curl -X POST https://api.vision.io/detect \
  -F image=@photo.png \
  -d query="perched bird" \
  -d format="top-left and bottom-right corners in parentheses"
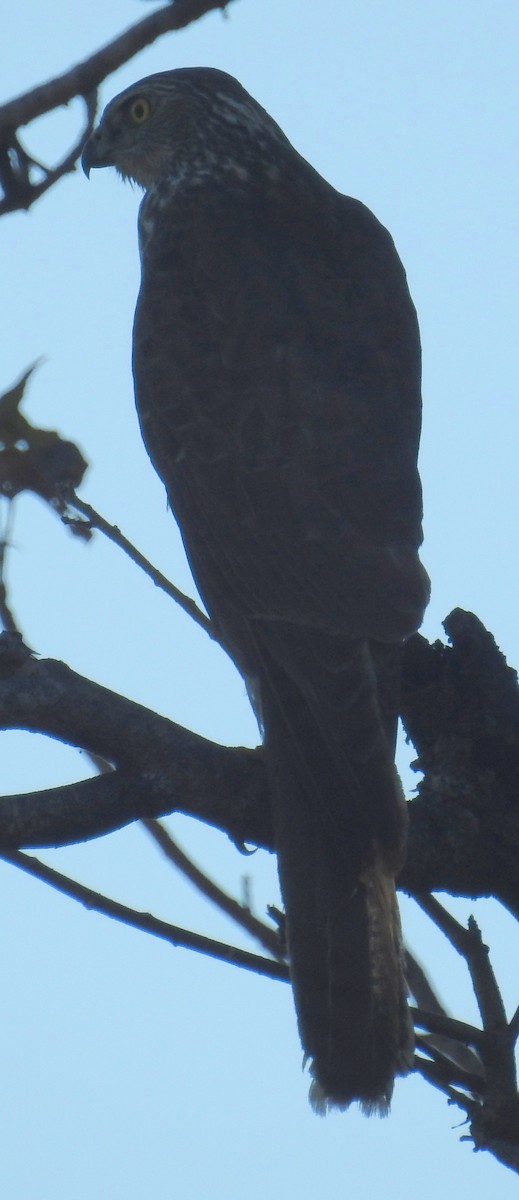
top-left (82, 68), bottom-right (429, 1114)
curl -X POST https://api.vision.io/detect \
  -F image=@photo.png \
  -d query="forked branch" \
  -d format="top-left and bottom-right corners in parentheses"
top-left (0, 0), bottom-right (234, 215)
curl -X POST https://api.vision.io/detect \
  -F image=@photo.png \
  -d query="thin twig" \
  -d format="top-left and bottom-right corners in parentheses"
top-left (0, 501), bottom-right (19, 633)
top-left (412, 1006), bottom-right (486, 1050)
top-left (1, 848), bottom-right (288, 983)
top-left (66, 492), bottom-right (218, 643)
top-left (406, 948), bottom-right (445, 1014)
top-left (415, 895), bottom-right (509, 1030)
top-left (415, 893), bottom-right (517, 1106)
top-left (466, 915), bottom-right (509, 1030)
top-left (406, 949), bottom-right (484, 1075)
top-left (142, 818), bottom-right (283, 958)
top-left (414, 1035), bottom-right (484, 1098)
top-left (0, 92), bottom-right (98, 216)
top-left (414, 1055), bottom-right (475, 1113)
top-left (414, 893), bottom-right (474, 955)
top-left (508, 1003), bottom-right (519, 1043)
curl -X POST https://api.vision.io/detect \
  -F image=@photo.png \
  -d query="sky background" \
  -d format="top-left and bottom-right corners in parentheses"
top-left (2, 1), bottom-right (519, 1196)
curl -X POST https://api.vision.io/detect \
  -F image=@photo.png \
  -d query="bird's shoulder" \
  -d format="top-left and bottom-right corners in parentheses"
top-left (138, 155), bottom-right (404, 282)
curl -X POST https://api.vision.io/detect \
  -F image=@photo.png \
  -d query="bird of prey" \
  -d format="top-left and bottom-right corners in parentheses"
top-left (82, 68), bottom-right (429, 1114)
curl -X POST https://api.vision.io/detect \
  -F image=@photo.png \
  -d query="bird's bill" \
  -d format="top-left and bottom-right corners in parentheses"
top-left (81, 130), bottom-right (114, 177)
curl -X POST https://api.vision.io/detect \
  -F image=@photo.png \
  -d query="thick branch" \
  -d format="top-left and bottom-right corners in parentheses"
top-left (1, 615), bottom-right (519, 916)
top-left (401, 610), bottom-right (519, 914)
top-left (0, 633), bottom-right (271, 850)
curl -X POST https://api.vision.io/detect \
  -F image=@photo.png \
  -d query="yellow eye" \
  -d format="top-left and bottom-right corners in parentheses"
top-left (129, 97), bottom-right (151, 124)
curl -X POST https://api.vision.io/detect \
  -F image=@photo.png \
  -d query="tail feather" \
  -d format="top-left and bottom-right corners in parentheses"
top-left (256, 628), bottom-right (413, 1112)
top-left (307, 868), bottom-right (413, 1115)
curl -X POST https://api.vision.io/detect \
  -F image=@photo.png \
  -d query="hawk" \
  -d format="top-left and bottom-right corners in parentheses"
top-left (82, 68), bottom-right (429, 1113)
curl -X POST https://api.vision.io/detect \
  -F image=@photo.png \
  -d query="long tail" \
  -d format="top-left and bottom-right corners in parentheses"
top-left (257, 631), bottom-right (413, 1113)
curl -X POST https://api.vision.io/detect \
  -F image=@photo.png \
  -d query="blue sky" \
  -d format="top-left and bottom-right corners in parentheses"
top-left (2, 2), bottom-right (519, 1196)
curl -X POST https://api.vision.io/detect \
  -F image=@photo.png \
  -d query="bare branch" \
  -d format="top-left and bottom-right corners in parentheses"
top-left (0, 502), bottom-right (19, 633)
top-left (412, 1005), bottom-right (486, 1052)
top-left (0, 1), bottom-right (234, 138)
top-left (414, 1036), bottom-right (485, 1099)
top-left (413, 1054), bottom-right (476, 1112)
top-left (0, 769), bottom-right (178, 849)
top-left (1, 847), bottom-right (287, 983)
top-left (407, 950), bottom-right (485, 1077)
top-left (66, 492), bottom-right (217, 643)
top-left (142, 818), bottom-right (283, 957)
top-left (415, 896), bottom-right (510, 1032)
top-left (0, 632), bottom-right (271, 851)
top-left (0, 1), bottom-right (235, 214)
top-left (414, 892), bottom-right (519, 1168)
top-left (0, 92), bottom-right (98, 217)
top-left (508, 1004), bottom-right (519, 1043)
top-left (2, 616), bottom-right (519, 911)
top-left (401, 612), bottom-right (519, 916)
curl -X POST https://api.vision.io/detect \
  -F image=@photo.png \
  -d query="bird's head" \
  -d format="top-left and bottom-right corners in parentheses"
top-left (81, 67), bottom-right (290, 191)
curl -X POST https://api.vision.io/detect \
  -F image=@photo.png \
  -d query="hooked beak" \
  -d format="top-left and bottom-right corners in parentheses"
top-left (81, 127), bottom-right (115, 178)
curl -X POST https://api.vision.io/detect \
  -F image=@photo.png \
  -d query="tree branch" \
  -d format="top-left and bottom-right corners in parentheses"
top-left (66, 492), bottom-right (217, 643)
top-left (1, 847), bottom-right (287, 982)
top-left (412, 1004), bottom-right (486, 1053)
top-left (414, 893), bottom-right (519, 1171)
top-left (0, 502), bottom-right (19, 633)
top-left (0, 0), bottom-right (235, 214)
top-left (2, 612), bottom-right (519, 919)
top-left (142, 819), bottom-right (283, 957)
top-left (0, 93), bottom-right (98, 217)
top-left (406, 949), bottom-right (484, 1077)
top-left (0, 1), bottom-right (233, 138)
top-left (401, 610), bottom-right (519, 915)
top-left (0, 632), bottom-right (271, 851)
